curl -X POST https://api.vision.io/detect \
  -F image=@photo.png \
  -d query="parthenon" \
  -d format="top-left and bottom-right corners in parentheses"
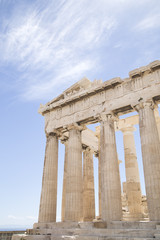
top-left (13, 60), bottom-right (160, 240)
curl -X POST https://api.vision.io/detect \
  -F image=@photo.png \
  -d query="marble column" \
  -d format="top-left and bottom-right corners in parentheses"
top-left (38, 132), bottom-right (58, 223)
top-left (83, 147), bottom-right (95, 221)
top-left (135, 101), bottom-right (160, 220)
top-left (100, 114), bottom-right (122, 222)
top-left (157, 116), bottom-right (160, 139)
top-left (95, 127), bottom-right (101, 219)
top-left (65, 124), bottom-right (83, 221)
top-left (121, 125), bottom-right (143, 219)
top-left (61, 139), bottom-right (68, 222)
top-left (155, 108), bottom-right (160, 140)
top-left (98, 153), bottom-right (102, 219)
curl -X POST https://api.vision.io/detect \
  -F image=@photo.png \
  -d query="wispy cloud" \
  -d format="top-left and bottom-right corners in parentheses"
top-left (26, 216), bottom-right (37, 220)
top-left (1, 0), bottom-right (159, 101)
top-left (0, 0), bottom-right (116, 101)
top-left (8, 215), bottom-right (24, 220)
top-left (8, 215), bottom-right (19, 220)
top-left (8, 215), bottom-right (37, 223)
top-left (135, 14), bottom-right (160, 31)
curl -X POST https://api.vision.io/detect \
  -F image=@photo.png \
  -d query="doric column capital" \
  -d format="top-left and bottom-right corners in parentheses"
top-left (82, 144), bottom-right (87, 152)
top-left (94, 151), bottom-right (99, 158)
top-left (82, 145), bottom-right (94, 153)
top-left (46, 129), bottom-right (62, 138)
top-left (65, 123), bottom-right (86, 132)
top-left (98, 112), bottom-right (118, 123)
top-left (121, 125), bottom-right (136, 135)
top-left (134, 99), bottom-right (156, 112)
top-left (86, 146), bottom-right (94, 154)
top-left (59, 135), bottom-right (69, 145)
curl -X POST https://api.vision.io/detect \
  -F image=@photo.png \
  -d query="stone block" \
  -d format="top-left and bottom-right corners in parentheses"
top-left (154, 233), bottom-right (160, 239)
top-left (93, 221), bottom-right (107, 228)
top-left (12, 235), bottom-right (26, 240)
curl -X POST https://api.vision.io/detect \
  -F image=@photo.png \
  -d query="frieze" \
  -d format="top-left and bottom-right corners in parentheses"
top-left (40, 61), bottom-right (160, 133)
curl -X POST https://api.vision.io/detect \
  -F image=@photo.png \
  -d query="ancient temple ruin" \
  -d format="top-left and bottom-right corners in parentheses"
top-left (13, 60), bottom-right (160, 240)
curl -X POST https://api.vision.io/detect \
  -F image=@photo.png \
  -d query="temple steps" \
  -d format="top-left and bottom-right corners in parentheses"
top-left (12, 234), bottom-right (160, 240)
top-left (33, 221), bottom-right (160, 230)
top-left (12, 222), bottom-right (160, 240)
top-left (31, 228), bottom-right (160, 238)
top-left (51, 238), bottom-right (157, 240)
top-left (12, 236), bottom-right (159, 240)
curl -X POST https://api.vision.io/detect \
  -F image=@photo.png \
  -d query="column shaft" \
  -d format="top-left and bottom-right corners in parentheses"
top-left (122, 126), bottom-right (142, 218)
top-left (157, 118), bottom-right (160, 139)
top-left (155, 108), bottom-right (160, 140)
top-left (100, 114), bottom-right (122, 222)
top-left (137, 101), bottom-right (160, 220)
top-left (98, 130), bottom-right (102, 219)
top-left (123, 127), bottom-right (140, 183)
top-left (83, 148), bottom-right (95, 221)
top-left (38, 133), bottom-right (58, 222)
top-left (98, 154), bottom-right (102, 219)
top-left (61, 141), bottom-right (68, 222)
top-left (95, 127), bottom-right (101, 219)
top-left (65, 127), bottom-right (83, 221)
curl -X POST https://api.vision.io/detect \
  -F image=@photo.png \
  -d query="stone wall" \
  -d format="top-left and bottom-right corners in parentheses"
top-left (0, 231), bottom-right (25, 240)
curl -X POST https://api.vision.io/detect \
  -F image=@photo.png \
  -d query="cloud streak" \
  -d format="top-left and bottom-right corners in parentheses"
top-left (135, 14), bottom-right (160, 31)
top-left (1, 0), bottom-right (160, 101)
top-left (0, 0), bottom-right (116, 101)
top-left (8, 215), bottom-right (22, 220)
top-left (8, 215), bottom-right (37, 222)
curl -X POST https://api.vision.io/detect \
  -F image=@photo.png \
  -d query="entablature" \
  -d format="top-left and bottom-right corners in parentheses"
top-left (39, 60), bottom-right (160, 134)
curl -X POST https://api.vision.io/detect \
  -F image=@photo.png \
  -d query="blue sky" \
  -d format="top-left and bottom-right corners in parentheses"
top-left (0, 0), bottom-right (160, 229)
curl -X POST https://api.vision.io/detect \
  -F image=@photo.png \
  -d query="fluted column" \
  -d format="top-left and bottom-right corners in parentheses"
top-left (157, 117), bottom-right (160, 139)
top-left (155, 108), bottom-right (160, 140)
top-left (100, 113), bottom-right (122, 222)
top-left (157, 118), bottom-right (160, 139)
top-left (38, 132), bottom-right (58, 223)
top-left (135, 101), bottom-right (160, 220)
top-left (65, 124), bottom-right (83, 221)
top-left (95, 127), bottom-right (101, 219)
top-left (61, 139), bottom-right (68, 222)
top-left (98, 153), bottom-right (102, 219)
top-left (83, 147), bottom-right (95, 221)
top-left (121, 125), bottom-right (143, 219)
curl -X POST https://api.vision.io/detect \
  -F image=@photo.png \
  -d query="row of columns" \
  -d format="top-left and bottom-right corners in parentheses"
top-left (62, 142), bottom-right (95, 222)
top-left (38, 100), bottom-right (160, 223)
